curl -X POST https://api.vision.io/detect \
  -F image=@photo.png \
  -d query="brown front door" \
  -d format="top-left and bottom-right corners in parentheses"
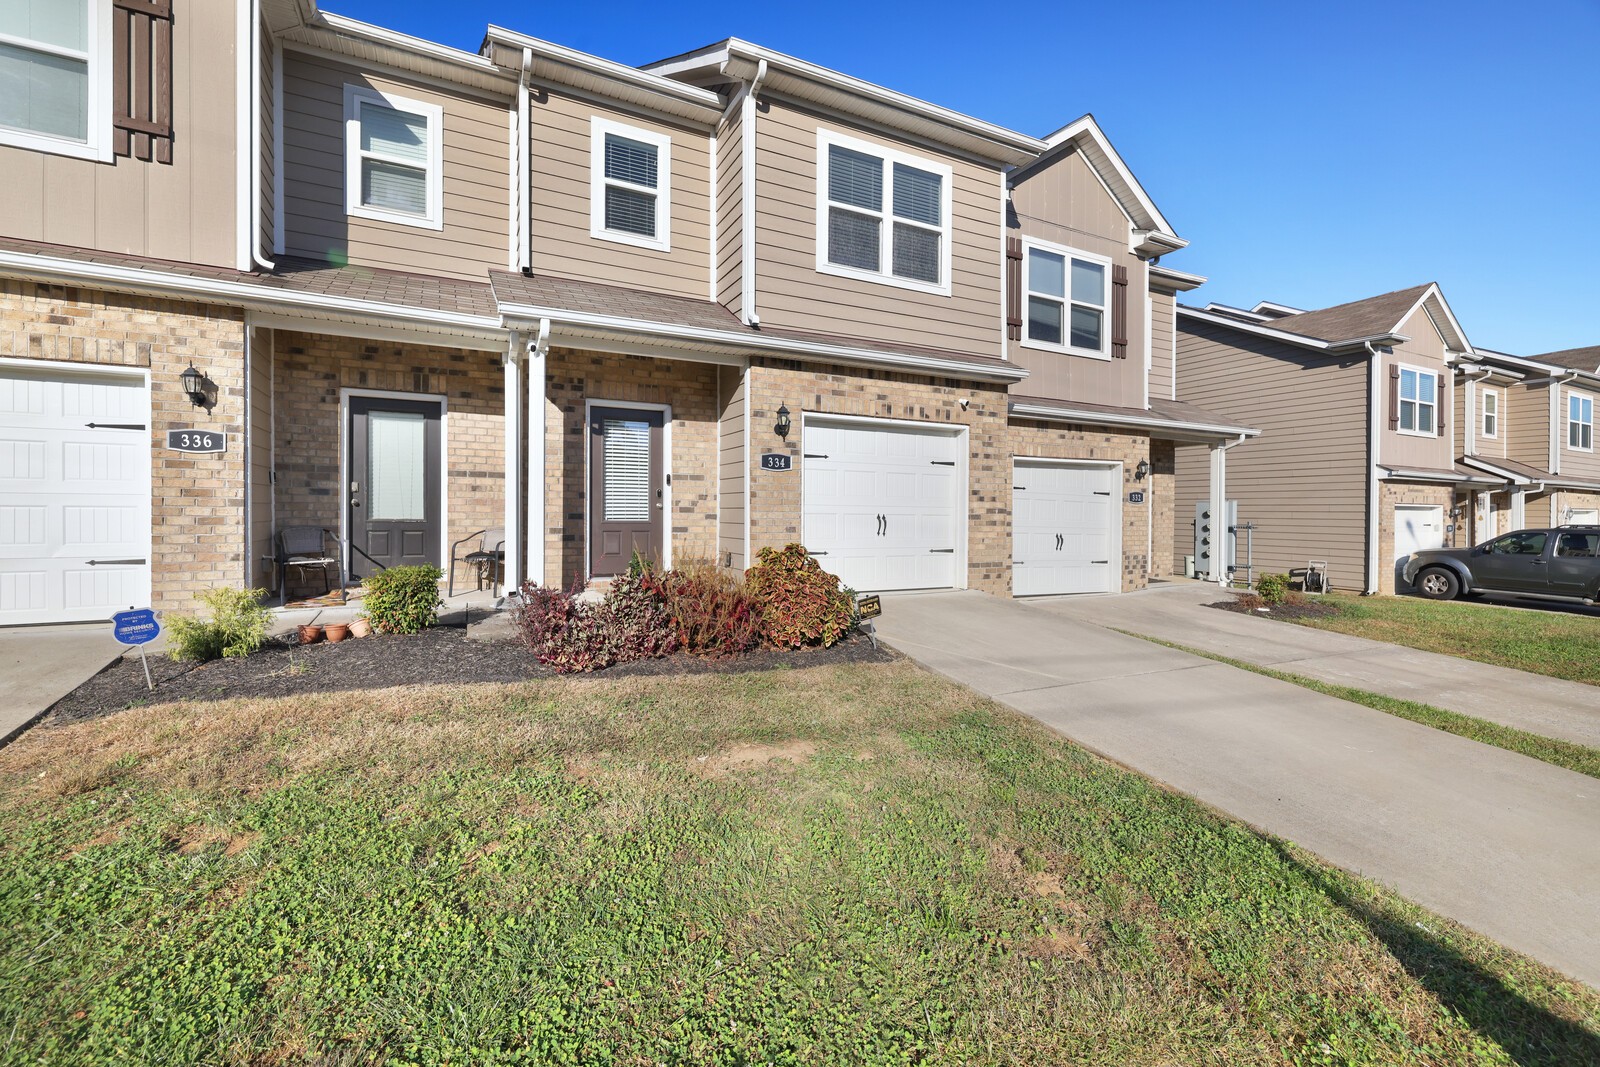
top-left (589, 405), bottom-right (665, 576)
top-left (349, 395), bottom-right (442, 579)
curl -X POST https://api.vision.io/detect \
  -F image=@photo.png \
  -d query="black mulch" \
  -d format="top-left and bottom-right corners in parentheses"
top-left (40, 625), bottom-right (897, 732)
top-left (1207, 596), bottom-right (1341, 621)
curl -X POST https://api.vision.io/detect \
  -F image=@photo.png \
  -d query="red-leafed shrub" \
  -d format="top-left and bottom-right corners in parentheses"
top-left (646, 560), bottom-right (761, 658)
top-left (745, 543), bottom-right (857, 649)
top-left (601, 565), bottom-right (678, 660)
top-left (511, 581), bottom-right (616, 674)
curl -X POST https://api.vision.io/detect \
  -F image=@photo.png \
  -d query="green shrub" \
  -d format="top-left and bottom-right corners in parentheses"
top-left (362, 564), bottom-right (443, 634)
top-left (745, 543), bottom-right (857, 649)
top-left (166, 587), bottom-right (271, 662)
top-left (1256, 573), bottom-right (1292, 606)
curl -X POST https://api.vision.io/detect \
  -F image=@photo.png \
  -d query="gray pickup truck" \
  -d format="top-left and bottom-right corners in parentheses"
top-left (1403, 526), bottom-right (1600, 604)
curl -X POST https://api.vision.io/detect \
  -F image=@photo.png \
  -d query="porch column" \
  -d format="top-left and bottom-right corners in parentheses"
top-left (1208, 441), bottom-right (1228, 586)
top-left (525, 319), bottom-right (551, 587)
top-left (502, 333), bottom-right (522, 593)
top-left (1511, 488), bottom-right (1527, 530)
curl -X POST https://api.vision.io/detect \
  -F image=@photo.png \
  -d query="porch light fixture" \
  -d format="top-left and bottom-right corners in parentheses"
top-left (774, 404), bottom-right (791, 439)
top-left (180, 363), bottom-right (211, 409)
top-left (1134, 459), bottom-right (1150, 481)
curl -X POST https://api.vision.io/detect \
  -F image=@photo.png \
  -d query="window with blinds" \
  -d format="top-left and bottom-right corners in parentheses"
top-left (1021, 241), bottom-right (1110, 358)
top-left (367, 410), bottom-right (427, 522)
top-left (602, 419), bottom-right (652, 523)
top-left (0, 0), bottom-right (111, 162)
top-left (591, 117), bottom-right (671, 251)
top-left (344, 85), bottom-right (443, 230)
top-left (818, 130), bottom-right (951, 293)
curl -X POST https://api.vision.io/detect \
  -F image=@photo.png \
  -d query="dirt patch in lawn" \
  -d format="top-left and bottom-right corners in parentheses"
top-left (694, 740), bottom-right (818, 778)
top-left (38, 625), bottom-right (894, 733)
top-left (1207, 596), bottom-right (1341, 622)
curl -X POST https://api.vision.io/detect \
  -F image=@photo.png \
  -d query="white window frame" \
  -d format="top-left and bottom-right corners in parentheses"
top-left (1019, 238), bottom-right (1112, 361)
top-left (814, 128), bottom-right (953, 297)
top-left (589, 117), bottom-right (671, 252)
top-left (343, 84), bottom-right (444, 231)
top-left (1569, 390), bottom-right (1594, 453)
top-left (1396, 364), bottom-right (1439, 438)
top-left (1481, 386), bottom-right (1500, 439)
top-left (0, 0), bottom-right (112, 162)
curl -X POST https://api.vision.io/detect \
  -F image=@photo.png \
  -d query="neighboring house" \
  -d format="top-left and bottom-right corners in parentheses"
top-left (1172, 284), bottom-right (1502, 595)
top-left (0, 0), bottom-right (1250, 626)
top-left (1455, 346), bottom-right (1600, 539)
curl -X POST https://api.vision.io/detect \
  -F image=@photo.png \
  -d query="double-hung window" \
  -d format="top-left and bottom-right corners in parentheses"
top-left (344, 85), bottom-right (443, 230)
top-left (1570, 392), bottom-right (1594, 451)
top-left (1481, 388), bottom-right (1499, 438)
top-left (1022, 241), bottom-right (1110, 358)
top-left (591, 118), bottom-right (671, 251)
top-left (0, 0), bottom-right (110, 160)
top-left (817, 130), bottom-right (951, 294)
top-left (1397, 366), bottom-right (1438, 435)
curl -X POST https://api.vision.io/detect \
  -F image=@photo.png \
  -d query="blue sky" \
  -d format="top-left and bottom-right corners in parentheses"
top-left (329, 0), bottom-right (1599, 355)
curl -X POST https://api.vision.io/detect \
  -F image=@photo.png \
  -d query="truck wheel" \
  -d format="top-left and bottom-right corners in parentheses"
top-left (1416, 567), bottom-right (1460, 601)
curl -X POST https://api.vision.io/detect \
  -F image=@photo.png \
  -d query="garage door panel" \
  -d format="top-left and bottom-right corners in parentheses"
top-left (1013, 461), bottom-right (1119, 595)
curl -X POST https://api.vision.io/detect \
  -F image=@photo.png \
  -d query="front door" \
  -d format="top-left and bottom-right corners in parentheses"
top-left (348, 396), bottom-right (442, 579)
top-left (589, 406), bottom-right (665, 577)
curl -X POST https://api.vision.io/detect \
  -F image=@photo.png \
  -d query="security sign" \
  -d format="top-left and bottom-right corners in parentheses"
top-left (111, 608), bottom-right (161, 646)
top-left (167, 429), bottom-right (227, 453)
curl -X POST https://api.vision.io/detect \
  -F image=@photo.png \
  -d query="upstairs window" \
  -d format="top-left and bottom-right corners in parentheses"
top-left (344, 85), bottom-right (443, 230)
top-left (1481, 388), bottom-right (1499, 438)
top-left (0, 0), bottom-right (110, 161)
top-left (1396, 366), bottom-right (1438, 435)
top-left (1570, 392), bottom-right (1594, 451)
top-left (1022, 241), bottom-right (1110, 358)
top-left (591, 118), bottom-right (670, 251)
top-left (817, 130), bottom-right (951, 294)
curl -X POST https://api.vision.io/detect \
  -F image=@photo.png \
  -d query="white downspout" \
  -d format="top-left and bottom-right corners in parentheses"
top-left (739, 59), bottom-right (768, 326)
top-left (516, 48), bottom-right (532, 273)
top-left (524, 318), bottom-right (551, 587)
top-left (248, 0), bottom-right (273, 270)
top-left (1551, 371), bottom-right (1578, 476)
top-left (1364, 342), bottom-right (1383, 595)
top-left (1460, 365), bottom-right (1491, 458)
top-left (502, 332), bottom-right (522, 594)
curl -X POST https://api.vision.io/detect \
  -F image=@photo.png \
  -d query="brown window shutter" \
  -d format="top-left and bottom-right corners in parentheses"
top-left (1437, 376), bottom-right (1446, 436)
top-left (1388, 365), bottom-right (1400, 429)
top-left (1005, 237), bottom-right (1023, 342)
top-left (1111, 264), bottom-right (1129, 359)
top-left (112, 0), bottom-right (174, 164)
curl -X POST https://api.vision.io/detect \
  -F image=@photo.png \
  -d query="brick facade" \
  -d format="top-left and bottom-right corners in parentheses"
top-left (1149, 439), bottom-right (1176, 578)
top-left (269, 331), bottom-right (504, 592)
top-left (0, 280), bottom-right (247, 611)
top-left (540, 348), bottom-right (719, 588)
top-left (1379, 480), bottom-right (1455, 595)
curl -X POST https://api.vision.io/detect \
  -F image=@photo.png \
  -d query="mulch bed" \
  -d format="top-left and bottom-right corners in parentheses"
top-left (1207, 595), bottom-right (1341, 622)
top-left (39, 626), bottom-right (897, 732)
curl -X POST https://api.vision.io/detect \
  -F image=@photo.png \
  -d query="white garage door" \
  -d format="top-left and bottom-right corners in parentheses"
top-left (1394, 504), bottom-right (1445, 579)
top-left (0, 365), bottom-right (150, 625)
top-left (1570, 509), bottom-right (1599, 527)
top-left (1013, 461), bottom-right (1120, 596)
top-left (801, 419), bottom-right (961, 592)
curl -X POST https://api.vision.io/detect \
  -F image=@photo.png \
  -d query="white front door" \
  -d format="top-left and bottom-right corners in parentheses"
top-left (1013, 461), bottom-right (1121, 596)
top-left (1393, 503), bottom-right (1445, 589)
top-left (801, 419), bottom-right (961, 592)
top-left (0, 364), bottom-right (151, 625)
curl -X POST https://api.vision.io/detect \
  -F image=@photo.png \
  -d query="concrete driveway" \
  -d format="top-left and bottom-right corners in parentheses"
top-left (875, 590), bottom-right (1600, 987)
top-left (0, 624), bottom-right (123, 745)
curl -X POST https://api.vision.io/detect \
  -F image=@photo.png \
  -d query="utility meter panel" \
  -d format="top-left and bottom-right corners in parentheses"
top-left (1194, 500), bottom-right (1238, 580)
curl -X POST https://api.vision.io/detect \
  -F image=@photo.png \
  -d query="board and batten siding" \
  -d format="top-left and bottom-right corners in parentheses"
top-left (1148, 290), bottom-right (1176, 402)
top-left (1173, 318), bottom-right (1370, 591)
top-left (0, 0), bottom-right (237, 268)
top-left (1378, 305), bottom-right (1456, 471)
top-left (528, 89), bottom-right (712, 300)
top-left (716, 108), bottom-right (744, 314)
top-left (279, 51), bottom-right (512, 281)
top-left (751, 97), bottom-right (1002, 358)
top-left (718, 364), bottom-right (747, 569)
top-left (1006, 149), bottom-right (1147, 408)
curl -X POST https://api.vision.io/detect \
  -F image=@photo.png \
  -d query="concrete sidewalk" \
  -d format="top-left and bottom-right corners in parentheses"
top-left (0, 624), bottom-right (123, 746)
top-left (1040, 581), bottom-right (1600, 748)
top-left (875, 590), bottom-right (1600, 986)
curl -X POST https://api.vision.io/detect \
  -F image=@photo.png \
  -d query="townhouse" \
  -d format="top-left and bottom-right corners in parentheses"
top-left (0, 0), bottom-right (1251, 626)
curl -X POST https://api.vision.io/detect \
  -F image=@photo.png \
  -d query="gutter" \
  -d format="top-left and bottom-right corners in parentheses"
top-left (485, 25), bottom-right (720, 113)
top-left (250, 0), bottom-right (274, 271)
top-left (1008, 402), bottom-right (1258, 440)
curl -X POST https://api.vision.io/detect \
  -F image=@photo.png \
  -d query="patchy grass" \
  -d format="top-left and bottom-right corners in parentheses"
top-left (1281, 593), bottom-right (1600, 686)
top-left (1123, 632), bottom-right (1600, 781)
top-left (1, 662), bottom-right (1597, 1065)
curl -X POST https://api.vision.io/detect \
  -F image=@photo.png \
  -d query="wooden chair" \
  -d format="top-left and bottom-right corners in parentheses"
top-left (449, 527), bottom-right (505, 597)
top-left (277, 526), bottom-right (339, 604)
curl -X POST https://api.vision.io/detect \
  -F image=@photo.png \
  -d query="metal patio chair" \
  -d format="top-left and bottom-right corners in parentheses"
top-left (449, 526), bottom-right (506, 598)
top-left (276, 526), bottom-right (340, 605)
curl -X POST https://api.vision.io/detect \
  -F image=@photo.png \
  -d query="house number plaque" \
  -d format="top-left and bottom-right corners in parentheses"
top-left (760, 453), bottom-right (793, 472)
top-left (166, 429), bottom-right (228, 454)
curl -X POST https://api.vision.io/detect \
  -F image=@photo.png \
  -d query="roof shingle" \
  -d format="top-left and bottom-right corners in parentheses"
top-left (1530, 345), bottom-right (1600, 373)
top-left (1266, 284), bottom-right (1431, 343)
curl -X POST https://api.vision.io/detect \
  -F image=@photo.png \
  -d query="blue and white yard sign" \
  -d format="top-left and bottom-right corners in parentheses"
top-left (111, 608), bottom-right (161, 646)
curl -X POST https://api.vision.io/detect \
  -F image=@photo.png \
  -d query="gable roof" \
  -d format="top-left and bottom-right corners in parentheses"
top-left (1530, 345), bottom-right (1600, 374)
top-left (1265, 283), bottom-right (1471, 351)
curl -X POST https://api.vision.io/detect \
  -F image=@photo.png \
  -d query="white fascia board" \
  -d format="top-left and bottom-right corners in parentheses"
top-left (1380, 465), bottom-right (1498, 486)
top-left (1032, 115), bottom-right (1177, 240)
top-left (485, 26), bottom-right (721, 114)
top-left (1177, 306), bottom-right (1409, 353)
top-left (1396, 284), bottom-right (1472, 353)
top-left (0, 250), bottom-right (504, 334)
top-left (316, 12), bottom-right (512, 81)
top-left (1252, 301), bottom-right (1307, 315)
top-left (1149, 264), bottom-right (1206, 292)
top-left (1009, 402), bottom-right (1259, 440)
top-left (497, 301), bottom-right (1029, 383)
top-left (1459, 456), bottom-right (1538, 484)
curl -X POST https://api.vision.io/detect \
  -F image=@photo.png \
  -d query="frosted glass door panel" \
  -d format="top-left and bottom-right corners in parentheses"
top-left (368, 410), bottom-right (426, 521)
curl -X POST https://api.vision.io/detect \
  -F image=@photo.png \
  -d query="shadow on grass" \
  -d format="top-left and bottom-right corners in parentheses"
top-left (1273, 841), bottom-right (1600, 1065)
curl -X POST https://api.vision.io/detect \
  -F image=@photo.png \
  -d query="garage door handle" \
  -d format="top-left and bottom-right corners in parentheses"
top-left (929, 548), bottom-right (954, 553)
top-left (807, 551), bottom-right (828, 556)
top-left (930, 460), bottom-right (955, 466)
top-left (1092, 560), bottom-right (1109, 565)
top-left (804, 453), bottom-right (828, 459)
top-left (86, 422), bottom-right (146, 430)
top-left (1093, 491), bottom-right (1111, 496)
top-left (1056, 534), bottom-right (1063, 550)
top-left (87, 558), bottom-right (146, 566)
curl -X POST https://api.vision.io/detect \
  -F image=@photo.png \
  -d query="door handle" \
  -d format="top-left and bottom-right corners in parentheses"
top-left (1530, 559), bottom-right (1546, 565)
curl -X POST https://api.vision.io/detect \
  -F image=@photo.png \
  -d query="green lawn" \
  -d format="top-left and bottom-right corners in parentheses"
top-left (2, 662), bottom-right (1597, 1065)
top-left (1286, 593), bottom-right (1600, 686)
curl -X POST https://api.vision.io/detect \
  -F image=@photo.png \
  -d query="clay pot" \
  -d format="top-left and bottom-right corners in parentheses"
top-left (349, 617), bottom-right (372, 638)
top-left (324, 623), bottom-right (350, 643)
top-left (298, 624), bottom-right (324, 645)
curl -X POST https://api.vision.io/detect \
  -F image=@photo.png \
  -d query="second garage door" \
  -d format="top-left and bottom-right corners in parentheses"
top-left (801, 419), bottom-right (961, 593)
top-left (1012, 461), bottom-right (1120, 596)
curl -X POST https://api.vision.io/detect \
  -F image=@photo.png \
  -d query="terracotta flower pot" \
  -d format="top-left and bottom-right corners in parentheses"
top-left (349, 617), bottom-right (372, 638)
top-left (298, 624), bottom-right (324, 645)
top-left (324, 623), bottom-right (350, 643)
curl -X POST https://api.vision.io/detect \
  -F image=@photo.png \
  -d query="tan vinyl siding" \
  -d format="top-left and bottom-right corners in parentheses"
top-left (1149, 290), bottom-right (1176, 402)
top-left (280, 51), bottom-right (512, 281)
top-left (716, 108), bottom-right (744, 314)
top-left (1173, 319), bottom-right (1369, 591)
top-left (1506, 380), bottom-right (1553, 469)
top-left (528, 89), bottom-right (712, 299)
top-left (1473, 383), bottom-right (1509, 461)
top-left (751, 97), bottom-right (1002, 358)
top-left (1379, 306), bottom-right (1455, 470)
top-left (1525, 491), bottom-right (1554, 528)
top-left (1561, 385), bottom-right (1600, 481)
top-left (0, 0), bottom-right (237, 267)
top-left (1007, 149), bottom-right (1147, 407)
top-left (718, 364), bottom-right (747, 569)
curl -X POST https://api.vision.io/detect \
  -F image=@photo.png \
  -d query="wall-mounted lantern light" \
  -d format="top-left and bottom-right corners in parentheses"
top-left (180, 363), bottom-right (212, 409)
top-left (774, 404), bottom-right (791, 439)
top-left (1134, 458), bottom-right (1150, 481)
